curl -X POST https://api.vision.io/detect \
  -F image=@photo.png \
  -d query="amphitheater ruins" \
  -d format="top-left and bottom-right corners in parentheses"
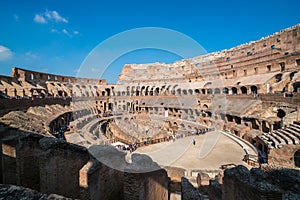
top-left (0, 24), bottom-right (300, 199)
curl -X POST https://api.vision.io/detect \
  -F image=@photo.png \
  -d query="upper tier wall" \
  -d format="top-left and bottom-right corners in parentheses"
top-left (12, 67), bottom-right (107, 85)
top-left (118, 24), bottom-right (300, 84)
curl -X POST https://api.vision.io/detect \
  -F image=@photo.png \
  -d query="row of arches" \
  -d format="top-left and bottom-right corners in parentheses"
top-left (113, 85), bottom-right (259, 97)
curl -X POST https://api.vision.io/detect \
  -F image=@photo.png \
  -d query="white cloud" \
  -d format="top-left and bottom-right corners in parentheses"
top-left (0, 45), bottom-right (13, 61)
top-left (45, 10), bottom-right (68, 23)
top-left (62, 29), bottom-right (69, 35)
top-left (34, 10), bottom-right (68, 24)
top-left (34, 14), bottom-right (47, 24)
top-left (56, 29), bottom-right (78, 37)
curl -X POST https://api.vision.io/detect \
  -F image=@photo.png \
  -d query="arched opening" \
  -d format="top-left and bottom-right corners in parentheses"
top-left (201, 89), bottom-right (206, 94)
top-left (275, 74), bottom-right (282, 82)
top-left (122, 91), bottom-right (125, 96)
top-left (207, 88), bottom-right (212, 94)
top-left (141, 86), bottom-right (145, 96)
top-left (102, 91), bottom-right (106, 96)
top-left (277, 109), bottom-right (286, 119)
top-left (223, 87), bottom-right (229, 94)
top-left (58, 90), bottom-right (63, 97)
top-left (214, 88), bottom-right (220, 94)
top-left (182, 89), bottom-right (187, 95)
top-left (188, 89), bottom-right (193, 95)
top-left (290, 71), bottom-right (297, 81)
top-left (194, 89), bottom-right (200, 94)
top-left (145, 86), bottom-right (150, 96)
top-left (294, 149), bottom-right (300, 167)
top-left (136, 86), bottom-right (140, 96)
top-left (250, 85), bottom-right (258, 94)
top-left (117, 91), bottom-right (121, 96)
top-left (177, 89), bottom-right (181, 95)
top-left (203, 104), bottom-right (208, 109)
top-left (293, 82), bottom-right (300, 92)
top-left (241, 86), bottom-right (247, 94)
top-left (155, 87), bottom-right (159, 96)
top-left (232, 87), bottom-right (238, 95)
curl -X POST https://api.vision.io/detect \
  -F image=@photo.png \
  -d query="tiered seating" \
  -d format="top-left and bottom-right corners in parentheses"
top-left (276, 129), bottom-right (299, 145)
top-left (259, 122), bottom-right (300, 149)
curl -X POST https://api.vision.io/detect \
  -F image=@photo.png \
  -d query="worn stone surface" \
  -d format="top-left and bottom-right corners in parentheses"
top-left (0, 184), bottom-right (69, 199)
top-left (222, 165), bottom-right (300, 200)
top-left (181, 177), bottom-right (201, 200)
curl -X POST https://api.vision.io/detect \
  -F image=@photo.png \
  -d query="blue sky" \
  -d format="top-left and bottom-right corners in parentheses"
top-left (0, 0), bottom-right (299, 83)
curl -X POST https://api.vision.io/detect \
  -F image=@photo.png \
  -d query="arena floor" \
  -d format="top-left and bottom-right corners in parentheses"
top-left (134, 131), bottom-right (249, 170)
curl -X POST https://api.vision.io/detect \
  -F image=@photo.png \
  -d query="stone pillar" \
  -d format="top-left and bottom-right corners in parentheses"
top-left (269, 123), bottom-right (273, 133)
top-left (259, 120), bottom-right (263, 132)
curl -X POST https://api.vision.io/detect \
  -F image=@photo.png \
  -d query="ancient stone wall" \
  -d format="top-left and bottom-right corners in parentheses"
top-left (222, 165), bottom-right (300, 200)
top-left (0, 98), bottom-right (71, 117)
top-left (268, 144), bottom-right (300, 168)
top-left (0, 128), bottom-right (170, 199)
top-left (124, 169), bottom-right (168, 200)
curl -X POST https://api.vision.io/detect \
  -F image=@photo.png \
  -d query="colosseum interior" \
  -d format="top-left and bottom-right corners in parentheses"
top-left (0, 25), bottom-right (300, 199)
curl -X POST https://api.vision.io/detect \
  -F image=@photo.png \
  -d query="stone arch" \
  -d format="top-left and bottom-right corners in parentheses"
top-left (232, 87), bottom-right (238, 95)
top-left (223, 87), bottom-right (229, 94)
top-left (141, 86), bottom-right (145, 96)
top-left (277, 109), bottom-right (286, 119)
top-left (194, 89), bottom-right (200, 94)
top-left (126, 86), bottom-right (130, 96)
top-left (294, 149), bottom-right (300, 167)
top-left (136, 86), bottom-right (140, 96)
top-left (176, 88), bottom-right (181, 95)
top-left (203, 104), bottom-right (208, 109)
top-left (275, 73), bottom-right (282, 82)
top-left (214, 88), bottom-right (220, 94)
top-left (160, 85), bottom-right (166, 95)
top-left (290, 71), bottom-right (297, 81)
top-left (188, 89), bottom-right (193, 95)
top-left (96, 91), bottom-right (100, 97)
top-left (293, 82), bottom-right (300, 92)
top-left (182, 89), bottom-right (187, 95)
top-left (131, 86), bottom-right (135, 96)
top-left (250, 85), bottom-right (258, 94)
top-left (241, 86), bottom-right (247, 94)
top-left (149, 86), bottom-right (155, 96)
top-left (155, 87), bottom-right (160, 96)
top-left (145, 86), bottom-right (150, 96)
top-left (105, 88), bottom-right (111, 96)
top-left (207, 88), bottom-right (212, 94)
